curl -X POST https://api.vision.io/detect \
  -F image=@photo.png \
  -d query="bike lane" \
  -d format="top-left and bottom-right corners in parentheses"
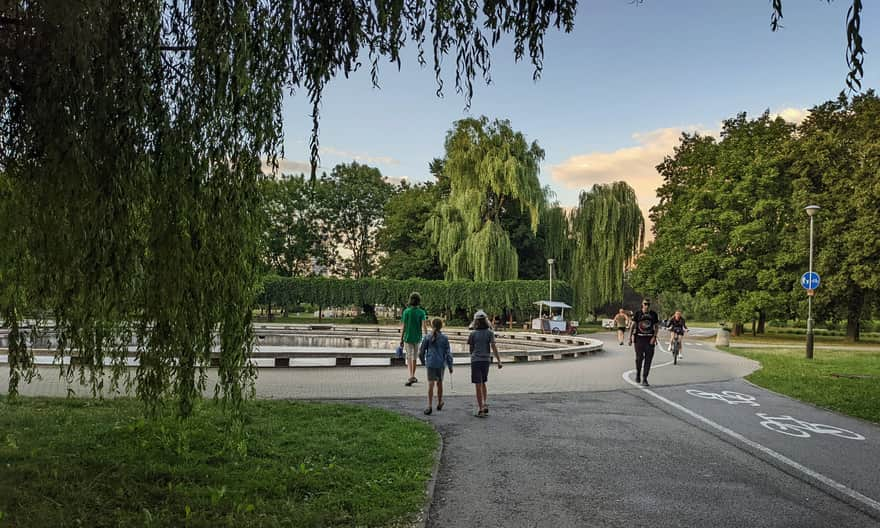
top-left (629, 375), bottom-right (880, 521)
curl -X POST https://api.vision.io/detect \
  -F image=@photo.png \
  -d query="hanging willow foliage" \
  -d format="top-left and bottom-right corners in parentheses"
top-left (0, 1), bottom-right (288, 416)
top-left (429, 117), bottom-right (545, 281)
top-left (0, 1), bottom-right (580, 415)
top-left (570, 182), bottom-right (644, 319)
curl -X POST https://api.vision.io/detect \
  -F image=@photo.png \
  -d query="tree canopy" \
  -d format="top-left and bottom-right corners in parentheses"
top-left (632, 92), bottom-right (880, 339)
top-left (428, 117), bottom-right (545, 281)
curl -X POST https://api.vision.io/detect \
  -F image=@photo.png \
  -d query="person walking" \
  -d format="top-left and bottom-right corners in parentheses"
top-left (400, 292), bottom-right (428, 386)
top-left (613, 308), bottom-right (631, 345)
top-left (419, 318), bottom-right (454, 415)
top-left (628, 299), bottom-right (660, 386)
top-left (467, 310), bottom-right (503, 417)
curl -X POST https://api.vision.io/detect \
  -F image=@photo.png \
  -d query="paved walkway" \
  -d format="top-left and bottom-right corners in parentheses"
top-left (2, 331), bottom-right (879, 527)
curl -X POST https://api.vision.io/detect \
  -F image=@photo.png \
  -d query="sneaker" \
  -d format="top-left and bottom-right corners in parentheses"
top-left (423, 407), bottom-right (432, 415)
top-left (474, 409), bottom-right (487, 418)
top-left (436, 401), bottom-right (444, 411)
top-left (677, 354), bottom-right (683, 360)
top-left (641, 379), bottom-right (650, 387)
top-left (619, 342), bottom-right (624, 346)
top-left (404, 380), bottom-right (414, 387)
top-left (635, 374), bottom-right (641, 383)
top-left (410, 377), bottom-right (418, 383)
top-left (482, 405), bottom-right (489, 415)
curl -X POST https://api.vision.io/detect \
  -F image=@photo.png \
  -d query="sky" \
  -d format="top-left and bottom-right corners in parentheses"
top-left (274, 1), bottom-right (878, 224)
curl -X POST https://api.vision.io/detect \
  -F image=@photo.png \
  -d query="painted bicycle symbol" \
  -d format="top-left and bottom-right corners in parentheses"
top-left (756, 414), bottom-right (865, 440)
top-left (685, 389), bottom-right (760, 407)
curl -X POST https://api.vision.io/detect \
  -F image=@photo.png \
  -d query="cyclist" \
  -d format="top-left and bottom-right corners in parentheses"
top-left (667, 310), bottom-right (688, 360)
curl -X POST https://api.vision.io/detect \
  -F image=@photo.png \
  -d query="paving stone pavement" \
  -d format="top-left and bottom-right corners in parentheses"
top-left (0, 332), bottom-right (757, 399)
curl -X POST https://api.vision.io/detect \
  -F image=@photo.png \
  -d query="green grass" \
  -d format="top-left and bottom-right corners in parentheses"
top-left (724, 347), bottom-right (880, 424)
top-left (0, 397), bottom-right (438, 528)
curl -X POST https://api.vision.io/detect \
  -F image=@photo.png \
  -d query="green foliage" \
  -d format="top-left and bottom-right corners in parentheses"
top-left (323, 163), bottom-right (395, 278)
top-left (376, 181), bottom-right (443, 280)
top-left (633, 94), bottom-right (880, 340)
top-left (570, 182), bottom-right (644, 318)
top-left (789, 92), bottom-right (880, 339)
top-left (429, 117), bottom-right (545, 281)
top-left (260, 174), bottom-right (334, 277)
top-left (258, 276), bottom-right (572, 320)
top-left (0, 397), bottom-right (438, 527)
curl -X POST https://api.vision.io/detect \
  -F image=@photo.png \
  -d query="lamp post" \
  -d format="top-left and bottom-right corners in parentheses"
top-left (547, 258), bottom-right (555, 303)
top-left (805, 205), bottom-right (821, 359)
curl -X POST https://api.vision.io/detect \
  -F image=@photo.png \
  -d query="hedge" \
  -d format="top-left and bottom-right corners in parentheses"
top-left (257, 276), bottom-right (573, 319)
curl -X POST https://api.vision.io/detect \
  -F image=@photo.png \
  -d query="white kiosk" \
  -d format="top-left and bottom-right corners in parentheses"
top-left (531, 301), bottom-right (578, 334)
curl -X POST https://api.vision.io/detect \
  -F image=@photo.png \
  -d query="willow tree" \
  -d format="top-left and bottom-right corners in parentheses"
top-left (571, 182), bottom-right (644, 318)
top-left (428, 117), bottom-right (545, 281)
top-left (0, 2), bottom-right (581, 415)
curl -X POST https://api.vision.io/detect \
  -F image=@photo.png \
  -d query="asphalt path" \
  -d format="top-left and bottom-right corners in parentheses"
top-left (359, 331), bottom-right (880, 527)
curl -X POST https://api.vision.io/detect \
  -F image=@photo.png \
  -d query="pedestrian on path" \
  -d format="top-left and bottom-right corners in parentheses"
top-left (613, 308), bottom-right (631, 345)
top-left (629, 298), bottom-right (660, 386)
top-left (419, 318), bottom-right (454, 415)
top-left (400, 292), bottom-right (428, 386)
top-left (467, 310), bottom-right (503, 417)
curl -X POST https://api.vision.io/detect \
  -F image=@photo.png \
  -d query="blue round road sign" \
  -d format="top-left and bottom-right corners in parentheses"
top-left (801, 272), bottom-right (820, 290)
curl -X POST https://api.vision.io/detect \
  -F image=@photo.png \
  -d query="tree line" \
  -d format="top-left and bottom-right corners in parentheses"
top-left (631, 92), bottom-right (880, 341)
top-left (261, 116), bottom-right (644, 321)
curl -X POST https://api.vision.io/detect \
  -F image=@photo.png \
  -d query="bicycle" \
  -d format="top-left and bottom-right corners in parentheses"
top-left (669, 331), bottom-right (684, 365)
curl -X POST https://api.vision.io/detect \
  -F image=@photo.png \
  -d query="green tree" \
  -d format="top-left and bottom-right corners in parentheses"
top-left (428, 117), bottom-right (545, 281)
top-left (634, 113), bottom-right (802, 335)
top-left (261, 175), bottom-right (333, 277)
top-left (376, 181), bottom-right (444, 280)
top-left (789, 92), bottom-right (880, 341)
top-left (325, 162), bottom-right (394, 279)
top-left (570, 182), bottom-right (645, 318)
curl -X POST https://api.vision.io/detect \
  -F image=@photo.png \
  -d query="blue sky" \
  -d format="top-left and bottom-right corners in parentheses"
top-left (277, 1), bottom-right (877, 216)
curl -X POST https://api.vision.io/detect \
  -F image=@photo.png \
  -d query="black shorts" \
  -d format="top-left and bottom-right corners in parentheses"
top-left (471, 361), bottom-right (490, 384)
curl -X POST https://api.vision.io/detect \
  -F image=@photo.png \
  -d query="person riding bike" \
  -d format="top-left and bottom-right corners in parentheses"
top-left (667, 310), bottom-right (688, 359)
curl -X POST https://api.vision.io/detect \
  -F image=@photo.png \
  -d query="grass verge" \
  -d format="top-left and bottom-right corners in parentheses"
top-left (724, 347), bottom-right (880, 424)
top-left (0, 397), bottom-right (438, 527)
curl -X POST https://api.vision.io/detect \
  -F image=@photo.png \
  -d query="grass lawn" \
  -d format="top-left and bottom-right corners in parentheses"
top-left (0, 397), bottom-right (438, 527)
top-left (724, 347), bottom-right (880, 424)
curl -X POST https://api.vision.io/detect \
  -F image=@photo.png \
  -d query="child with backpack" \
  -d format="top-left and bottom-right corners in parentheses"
top-left (419, 318), bottom-right (454, 415)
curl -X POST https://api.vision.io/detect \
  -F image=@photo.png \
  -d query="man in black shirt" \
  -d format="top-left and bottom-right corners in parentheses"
top-left (628, 298), bottom-right (660, 386)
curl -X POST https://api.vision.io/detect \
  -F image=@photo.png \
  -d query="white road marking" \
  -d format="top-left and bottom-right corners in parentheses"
top-left (622, 342), bottom-right (880, 515)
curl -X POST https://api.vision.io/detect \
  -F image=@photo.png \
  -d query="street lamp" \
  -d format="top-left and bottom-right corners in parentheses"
top-left (805, 205), bottom-right (821, 359)
top-left (547, 258), bottom-right (556, 303)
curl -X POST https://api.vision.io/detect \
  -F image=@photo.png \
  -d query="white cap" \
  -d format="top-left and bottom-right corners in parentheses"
top-left (473, 309), bottom-right (487, 319)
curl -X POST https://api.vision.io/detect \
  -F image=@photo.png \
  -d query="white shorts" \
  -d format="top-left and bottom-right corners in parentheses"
top-left (404, 342), bottom-right (419, 361)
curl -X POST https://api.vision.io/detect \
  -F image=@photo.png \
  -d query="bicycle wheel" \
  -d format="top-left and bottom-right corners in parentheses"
top-left (671, 339), bottom-right (679, 364)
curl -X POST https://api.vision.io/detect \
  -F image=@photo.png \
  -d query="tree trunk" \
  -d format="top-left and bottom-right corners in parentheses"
top-left (751, 319), bottom-right (756, 337)
top-left (757, 311), bottom-right (766, 334)
top-left (845, 286), bottom-right (864, 342)
top-left (731, 323), bottom-right (744, 336)
top-left (361, 303), bottom-right (378, 324)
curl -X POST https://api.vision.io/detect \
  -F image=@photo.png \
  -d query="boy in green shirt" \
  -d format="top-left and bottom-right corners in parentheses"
top-left (400, 292), bottom-right (428, 386)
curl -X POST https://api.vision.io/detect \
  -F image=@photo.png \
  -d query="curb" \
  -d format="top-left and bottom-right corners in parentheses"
top-left (413, 428), bottom-right (444, 528)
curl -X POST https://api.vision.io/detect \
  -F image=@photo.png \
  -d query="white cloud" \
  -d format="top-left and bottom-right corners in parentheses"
top-left (771, 107), bottom-right (809, 124)
top-left (319, 146), bottom-right (400, 166)
top-left (550, 126), bottom-right (711, 228)
top-left (261, 158), bottom-right (314, 177)
top-left (549, 108), bottom-right (808, 233)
